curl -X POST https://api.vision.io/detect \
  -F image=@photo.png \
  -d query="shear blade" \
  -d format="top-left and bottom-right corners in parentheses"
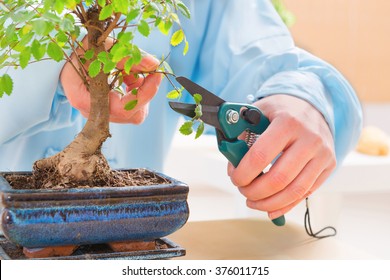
top-left (169, 102), bottom-right (196, 118)
top-left (176, 76), bottom-right (225, 106)
top-left (169, 101), bottom-right (222, 130)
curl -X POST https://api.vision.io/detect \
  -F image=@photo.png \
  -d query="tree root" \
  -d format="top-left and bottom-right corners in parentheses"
top-left (32, 151), bottom-right (112, 189)
top-left (28, 152), bottom-right (169, 190)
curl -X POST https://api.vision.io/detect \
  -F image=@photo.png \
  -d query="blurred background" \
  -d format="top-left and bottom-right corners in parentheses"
top-left (165, 0), bottom-right (390, 259)
top-left (284, 0), bottom-right (390, 135)
top-left (285, 0), bottom-right (390, 103)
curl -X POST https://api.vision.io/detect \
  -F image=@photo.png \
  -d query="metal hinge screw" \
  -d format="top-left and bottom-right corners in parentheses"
top-left (226, 109), bottom-right (239, 124)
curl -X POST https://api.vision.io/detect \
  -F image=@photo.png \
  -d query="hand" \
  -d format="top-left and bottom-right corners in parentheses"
top-left (228, 94), bottom-right (336, 220)
top-left (60, 44), bottom-right (162, 124)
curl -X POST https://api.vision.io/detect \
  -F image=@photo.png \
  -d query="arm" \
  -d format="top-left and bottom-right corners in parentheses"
top-left (185, 0), bottom-right (362, 218)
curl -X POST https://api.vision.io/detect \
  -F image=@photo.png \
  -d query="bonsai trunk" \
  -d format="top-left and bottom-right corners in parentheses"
top-left (34, 11), bottom-right (112, 186)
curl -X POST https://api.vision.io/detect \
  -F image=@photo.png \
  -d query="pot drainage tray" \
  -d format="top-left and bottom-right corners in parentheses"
top-left (0, 236), bottom-right (185, 260)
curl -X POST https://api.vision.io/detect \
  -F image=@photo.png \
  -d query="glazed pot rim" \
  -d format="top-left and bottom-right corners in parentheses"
top-left (0, 168), bottom-right (189, 202)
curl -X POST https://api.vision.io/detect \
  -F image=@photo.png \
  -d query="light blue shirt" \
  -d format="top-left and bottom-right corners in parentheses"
top-left (0, 0), bottom-right (362, 172)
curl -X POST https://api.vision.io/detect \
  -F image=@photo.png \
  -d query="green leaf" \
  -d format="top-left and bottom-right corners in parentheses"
top-left (99, 4), bottom-right (113, 21)
top-left (31, 19), bottom-right (45, 35)
top-left (111, 44), bottom-right (128, 63)
top-left (54, 1), bottom-right (65, 14)
top-left (131, 88), bottom-right (138, 95)
top-left (56, 31), bottom-right (68, 44)
top-left (103, 60), bottom-right (116, 73)
top-left (132, 45), bottom-right (142, 64)
top-left (60, 15), bottom-right (75, 32)
top-left (193, 93), bottom-right (202, 104)
top-left (179, 121), bottom-right (193, 136)
top-left (18, 32), bottom-right (34, 47)
top-left (5, 25), bottom-right (16, 40)
top-left (170, 13), bottom-right (180, 24)
top-left (155, 17), bottom-right (162, 28)
top-left (113, 0), bottom-right (128, 13)
top-left (12, 11), bottom-right (35, 23)
top-left (158, 20), bottom-right (172, 35)
top-left (118, 32), bottom-right (133, 46)
top-left (21, 24), bottom-right (33, 36)
top-left (183, 40), bottom-right (189, 55)
top-left (19, 47), bottom-right (31, 69)
top-left (124, 57), bottom-right (134, 74)
top-left (170, 29), bottom-right (184, 46)
top-left (0, 53), bottom-right (10, 66)
top-left (43, 12), bottom-right (61, 23)
top-left (177, 1), bottom-right (191, 18)
top-left (88, 60), bottom-right (101, 77)
top-left (32, 19), bottom-right (51, 36)
top-left (126, 8), bottom-right (140, 23)
top-left (64, 0), bottom-right (77, 10)
top-left (31, 40), bottom-right (46, 60)
top-left (70, 26), bottom-right (81, 40)
top-left (124, 99), bottom-right (138, 110)
top-left (1, 74), bottom-right (13, 96)
top-left (97, 0), bottom-right (106, 7)
top-left (47, 42), bottom-right (64, 62)
top-left (195, 121), bottom-right (204, 139)
top-left (84, 49), bottom-right (95, 60)
top-left (43, 0), bottom-right (54, 11)
top-left (142, 8), bottom-right (155, 20)
top-left (194, 104), bottom-right (202, 119)
top-left (166, 89), bottom-right (181, 99)
top-left (97, 51), bottom-right (110, 64)
top-left (137, 20), bottom-right (150, 37)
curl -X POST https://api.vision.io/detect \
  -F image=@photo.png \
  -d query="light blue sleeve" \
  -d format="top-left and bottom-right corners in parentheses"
top-left (256, 49), bottom-right (363, 164)
top-left (0, 61), bottom-right (79, 146)
top-left (176, 0), bottom-right (362, 164)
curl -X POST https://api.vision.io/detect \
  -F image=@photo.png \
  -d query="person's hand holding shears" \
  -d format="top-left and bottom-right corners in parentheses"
top-left (229, 94), bottom-right (336, 223)
top-left (170, 77), bottom-right (336, 226)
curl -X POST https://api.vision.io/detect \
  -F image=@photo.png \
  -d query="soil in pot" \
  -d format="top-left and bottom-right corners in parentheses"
top-left (5, 169), bottom-right (170, 190)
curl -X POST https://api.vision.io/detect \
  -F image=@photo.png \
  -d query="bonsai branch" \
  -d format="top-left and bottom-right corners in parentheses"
top-left (68, 35), bottom-right (87, 53)
top-left (66, 41), bottom-right (89, 85)
top-left (55, 41), bottom-right (88, 85)
top-left (76, 3), bottom-right (88, 22)
top-left (97, 12), bottom-right (121, 45)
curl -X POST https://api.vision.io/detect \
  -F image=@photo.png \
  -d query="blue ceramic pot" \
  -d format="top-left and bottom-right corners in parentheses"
top-left (0, 169), bottom-right (189, 248)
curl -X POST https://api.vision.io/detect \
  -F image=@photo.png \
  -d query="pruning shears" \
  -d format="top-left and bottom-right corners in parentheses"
top-left (169, 77), bottom-right (286, 226)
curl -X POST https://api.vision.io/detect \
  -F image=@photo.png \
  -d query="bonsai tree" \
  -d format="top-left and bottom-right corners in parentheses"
top-left (0, 0), bottom-right (190, 187)
top-left (0, 0), bottom-right (293, 189)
